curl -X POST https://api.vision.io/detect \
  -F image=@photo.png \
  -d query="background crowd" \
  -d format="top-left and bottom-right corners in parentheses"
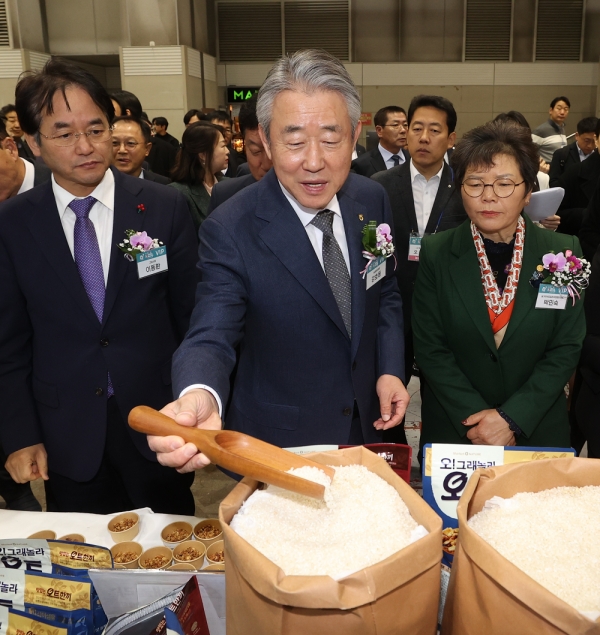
top-left (0, 50), bottom-right (599, 517)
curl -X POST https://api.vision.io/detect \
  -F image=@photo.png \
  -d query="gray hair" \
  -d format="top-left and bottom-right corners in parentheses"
top-left (257, 49), bottom-right (361, 142)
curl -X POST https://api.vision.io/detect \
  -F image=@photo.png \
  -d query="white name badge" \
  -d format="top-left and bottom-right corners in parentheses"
top-left (366, 256), bottom-right (386, 290)
top-left (136, 246), bottom-right (168, 279)
top-left (408, 235), bottom-right (422, 261)
top-left (535, 283), bottom-right (568, 310)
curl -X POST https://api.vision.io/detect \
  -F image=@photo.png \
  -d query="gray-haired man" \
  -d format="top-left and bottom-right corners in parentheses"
top-left (149, 49), bottom-right (408, 472)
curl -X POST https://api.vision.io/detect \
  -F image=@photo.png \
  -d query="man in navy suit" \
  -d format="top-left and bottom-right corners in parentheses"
top-left (149, 49), bottom-right (408, 473)
top-left (0, 60), bottom-right (198, 513)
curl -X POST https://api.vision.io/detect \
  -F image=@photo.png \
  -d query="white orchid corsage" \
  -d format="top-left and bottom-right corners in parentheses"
top-left (360, 221), bottom-right (396, 277)
top-left (118, 230), bottom-right (163, 262)
top-left (529, 249), bottom-right (591, 304)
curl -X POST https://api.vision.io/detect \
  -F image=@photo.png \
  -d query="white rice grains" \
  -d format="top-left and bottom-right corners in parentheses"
top-left (468, 486), bottom-right (600, 615)
top-left (229, 464), bottom-right (428, 579)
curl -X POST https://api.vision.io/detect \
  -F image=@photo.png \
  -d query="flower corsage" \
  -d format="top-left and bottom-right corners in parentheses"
top-left (118, 230), bottom-right (163, 262)
top-left (529, 250), bottom-right (591, 304)
top-left (360, 221), bottom-right (396, 277)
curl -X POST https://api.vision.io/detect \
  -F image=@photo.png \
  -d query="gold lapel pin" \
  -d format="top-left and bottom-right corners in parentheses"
top-left (358, 214), bottom-right (364, 221)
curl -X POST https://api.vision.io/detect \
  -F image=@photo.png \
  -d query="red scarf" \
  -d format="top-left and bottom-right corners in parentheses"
top-left (471, 217), bottom-right (525, 334)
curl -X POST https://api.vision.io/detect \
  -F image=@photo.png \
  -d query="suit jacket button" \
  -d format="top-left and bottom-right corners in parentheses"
top-left (343, 407), bottom-right (352, 416)
top-left (100, 339), bottom-right (109, 347)
top-left (489, 353), bottom-right (497, 362)
top-left (95, 388), bottom-right (104, 396)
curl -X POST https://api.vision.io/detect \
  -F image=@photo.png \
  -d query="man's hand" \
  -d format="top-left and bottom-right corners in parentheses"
top-left (540, 215), bottom-right (561, 231)
top-left (373, 374), bottom-right (410, 430)
top-left (148, 389), bottom-right (222, 473)
top-left (539, 158), bottom-right (550, 174)
top-left (5, 444), bottom-right (48, 483)
top-left (462, 409), bottom-right (515, 446)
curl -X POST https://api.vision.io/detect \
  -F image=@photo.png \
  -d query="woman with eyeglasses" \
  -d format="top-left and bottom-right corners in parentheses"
top-left (169, 122), bottom-right (230, 233)
top-left (412, 120), bottom-right (586, 448)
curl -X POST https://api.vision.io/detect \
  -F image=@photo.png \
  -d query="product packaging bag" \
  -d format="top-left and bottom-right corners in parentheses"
top-left (219, 446), bottom-right (442, 635)
top-left (442, 457), bottom-right (600, 635)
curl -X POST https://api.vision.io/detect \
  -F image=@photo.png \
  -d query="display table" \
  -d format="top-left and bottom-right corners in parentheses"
top-left (0, 507), bottom-right (226, 634)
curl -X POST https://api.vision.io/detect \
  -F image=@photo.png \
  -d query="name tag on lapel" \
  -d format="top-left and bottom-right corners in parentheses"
top-left (535, 283), bottom-right (568, 310)
top-left (408, 235), bottom-right (422, 261)
top-left (136, 246), bottom-right (168, 279)
top-left (366, 256), bottom-right (386, 290)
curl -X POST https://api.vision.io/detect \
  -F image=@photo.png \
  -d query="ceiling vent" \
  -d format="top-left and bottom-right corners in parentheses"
top-left (535, 0), bottom-right (584, 61)
top-left (464, 0), bottom-right (512, 61)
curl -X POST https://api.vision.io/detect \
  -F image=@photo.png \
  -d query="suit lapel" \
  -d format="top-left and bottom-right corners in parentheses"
top-left (27, 183), bottom-right (102, 326)
top-left (103, 169), bottom-right (147, 324)
top-left (396, 165), bottom-right (418, 233)
top-left (371, 148), bottom-right (386, 174)
top-left (500, 215), bottom-right (541, 346)
top-left (257, 173), bottom-right (349, 339)
top-left (449, 223), bottom-right (498, 353)
top-left (425, 163), bottom-right (454, 234)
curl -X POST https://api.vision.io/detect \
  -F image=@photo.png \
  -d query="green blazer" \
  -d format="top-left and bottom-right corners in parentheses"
top-left (169, 175), bottom-right (227, 233)
top-left (412, 214), bottom-right (585, 448)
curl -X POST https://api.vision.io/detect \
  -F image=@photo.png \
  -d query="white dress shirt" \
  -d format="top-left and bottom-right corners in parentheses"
top-left (52, 168), bottom-right (115, 285)
top-left (410, 159), bottom-right (443, 236)
top-left (180, 180), bottom-right (352, 415)
top-left (17, 158), bottom-right (35, 195)
top-left (378, 143), bottom-right (406, 169)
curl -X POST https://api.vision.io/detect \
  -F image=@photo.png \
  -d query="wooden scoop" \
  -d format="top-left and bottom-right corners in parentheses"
top-left (129, 406), bottom-right (335, 500)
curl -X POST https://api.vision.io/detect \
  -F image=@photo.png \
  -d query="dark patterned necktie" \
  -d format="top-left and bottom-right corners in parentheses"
top-left (70, 196), bottom-right (114, 397)
top-left (391, 154), bottom-right (400, 167)
top-left (310, 210), bottom-right (352, 338)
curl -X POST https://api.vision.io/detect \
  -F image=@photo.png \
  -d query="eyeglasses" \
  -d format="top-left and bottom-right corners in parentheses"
top-left (39, 126), bottom-right (113, 147)
top-left (112, 140), bottom-right (142, 150)
top-left (382, 123), bottom-right (407, 130)
top-left (462, 178), bottom-right (525, 198)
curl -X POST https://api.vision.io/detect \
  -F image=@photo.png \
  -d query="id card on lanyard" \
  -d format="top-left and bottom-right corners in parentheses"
top-left (408, 232), bottom-right (422, 261)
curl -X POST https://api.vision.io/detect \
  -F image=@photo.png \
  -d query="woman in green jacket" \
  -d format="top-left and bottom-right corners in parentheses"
top-left (169, 122), bottom-right (230, 233)
top-left (413, 121), bottom-right (586, 449)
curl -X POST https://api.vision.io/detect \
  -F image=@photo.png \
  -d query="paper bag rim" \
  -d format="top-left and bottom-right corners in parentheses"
top-left (456, 457), bottom-right (600, 628)
top-left (219, 446), bottom-right (442, 610)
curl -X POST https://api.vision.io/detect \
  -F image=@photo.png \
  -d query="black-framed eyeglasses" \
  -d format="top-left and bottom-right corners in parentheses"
top-left (462, 177), bottom-right (525, 198)
top-left (39, 126), bottom-right (113, 147)
top-left (112, 140), bottom-right (142, 150)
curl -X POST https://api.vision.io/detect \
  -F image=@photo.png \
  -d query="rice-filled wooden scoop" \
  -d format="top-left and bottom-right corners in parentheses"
top-left (129, 406), bottom-right (335, 500)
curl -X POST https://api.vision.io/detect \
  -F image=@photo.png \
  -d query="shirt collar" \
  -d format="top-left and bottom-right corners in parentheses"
top-left (17, 158), bottom-right (35, 195)
top-left (378, 143), bottom-right (403, 164)
top-left (53, 168), bottom-right (115, 219)
top-left (578, 145), bottom-right (592, 160)
top-left (278, 181), bottom-right (341, 227)
top-left (410, 158), bottom-right (444, 183)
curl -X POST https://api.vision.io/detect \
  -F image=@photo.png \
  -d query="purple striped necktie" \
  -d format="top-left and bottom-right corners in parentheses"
top-left (70, 196), bottom-right (114, 397)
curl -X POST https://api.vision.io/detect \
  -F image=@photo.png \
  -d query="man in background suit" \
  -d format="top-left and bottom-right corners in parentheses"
top-left (111, 116), bottom-right (171, 184)
top-left (0, 60), bottom-right (199, 514)
top-left (373, 95), bottom-right (466, 443)
top-left (208, 95), bottom-right (272, 214)
top-left (151, 117), bottom-right (180, 151)
top-left (351, 106), bottom-right (409, 177)
top-left (148, 49), bottom-right (408, 474)
top-left (549, 117), bottom-right (598, 187)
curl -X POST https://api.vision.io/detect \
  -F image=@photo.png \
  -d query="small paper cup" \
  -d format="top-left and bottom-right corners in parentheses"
top-left (108, 512), bottom-right (140, 543)
top-left (139, 546), bottom-right (172, 570)
top-left (58, 534), bottom-right (85, 543)
top-left (173, 540), bottom-right (205, 570)
top-left (203, 563), bottom-right (225, 572)
top-left (110, 541), bottom-right (143, 569)
top-left (193, 519), bottom-right (222, 546)
top-left (205, 540), bottom-right (225, 567)
top-left (161, 521), bottom-right (193, 548)
top-left (166, 563), bottom-right (196, 571)
top-left (27, 530), bottom-right (56, 540)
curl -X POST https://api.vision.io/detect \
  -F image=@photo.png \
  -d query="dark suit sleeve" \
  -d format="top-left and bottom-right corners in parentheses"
top-left (0, 226), bottom-right (44, 454)
top-left (549, 147), bottom-right (566, 188)
top-left (165, 191), bottom-right (201, 341)
top-left (412, 237), bottom-right (490, 436)
top-left (501, 236), bottom-right (586, 437)
top-left (376, 191), bottom-right (406, 382)
top-left (579, 179), bottom-right (600, 260)
top-left (172, 214), bottom-right (247, 406)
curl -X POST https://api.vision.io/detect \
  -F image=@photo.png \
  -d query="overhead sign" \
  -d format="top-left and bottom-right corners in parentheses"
top-left (360, 112), bottom-right (372, 126)
top-left (227, 87), bottom-right (259, 103)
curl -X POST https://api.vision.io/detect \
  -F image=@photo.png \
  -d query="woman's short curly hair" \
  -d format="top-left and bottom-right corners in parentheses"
top-left (451, 120), bottom-right (539, 194)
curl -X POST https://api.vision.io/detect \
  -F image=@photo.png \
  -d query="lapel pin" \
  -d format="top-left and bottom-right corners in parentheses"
top-left (137, 204), bottom-right (146, 214)
top-left (358, 214), bottom-right (364, 221)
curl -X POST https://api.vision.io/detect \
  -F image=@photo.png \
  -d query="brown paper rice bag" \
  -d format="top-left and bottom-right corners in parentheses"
top-left (219, 446), bottom-right (442, 635)
top-left (442, 457), bottom-right (600, 635)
